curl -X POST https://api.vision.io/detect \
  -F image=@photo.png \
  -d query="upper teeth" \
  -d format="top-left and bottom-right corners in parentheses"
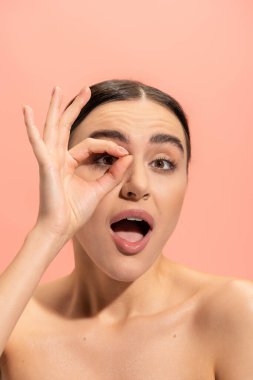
top-left (126, 217), bottom-right (143, 221)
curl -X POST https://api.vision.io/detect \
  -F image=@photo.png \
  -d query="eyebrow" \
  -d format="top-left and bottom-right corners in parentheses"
top-left (88, 129), bottom-right (185, 156)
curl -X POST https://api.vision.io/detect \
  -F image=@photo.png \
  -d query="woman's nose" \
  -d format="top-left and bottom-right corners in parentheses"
top-left (120, 160), bottom-right (150, 201)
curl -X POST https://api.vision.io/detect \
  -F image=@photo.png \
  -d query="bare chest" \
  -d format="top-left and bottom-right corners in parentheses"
top-left (1, 309), bottom-right (215, 380)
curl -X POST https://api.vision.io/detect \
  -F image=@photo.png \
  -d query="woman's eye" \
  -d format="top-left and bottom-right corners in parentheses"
top-left (89, 154), bottom-right (177, 173)
top-left (91, 153), bottom-right (118, 167)
top-left (151, 157), bottom-right (177, 172)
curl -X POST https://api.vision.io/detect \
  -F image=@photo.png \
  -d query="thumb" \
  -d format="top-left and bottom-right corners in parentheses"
top-left (94, 155), bottom-right (133, 198)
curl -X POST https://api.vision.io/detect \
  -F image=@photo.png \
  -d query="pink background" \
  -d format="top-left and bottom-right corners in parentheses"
top-left (0, 0), bottom-right (252, 282)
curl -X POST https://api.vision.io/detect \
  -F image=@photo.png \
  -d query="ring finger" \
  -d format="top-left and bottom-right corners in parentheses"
top-left (43, 86), bottom-right (62, 148)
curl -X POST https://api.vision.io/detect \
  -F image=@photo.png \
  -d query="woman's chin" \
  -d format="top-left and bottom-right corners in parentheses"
top-left (97, 252), bottom-right (161, 283)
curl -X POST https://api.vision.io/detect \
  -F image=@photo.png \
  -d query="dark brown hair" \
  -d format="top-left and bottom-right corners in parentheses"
top-left (65, 79), bottom-right (191, 172)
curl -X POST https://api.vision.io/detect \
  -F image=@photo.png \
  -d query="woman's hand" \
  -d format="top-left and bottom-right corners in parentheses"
top-left (23, 86), bottom-right (132, 242)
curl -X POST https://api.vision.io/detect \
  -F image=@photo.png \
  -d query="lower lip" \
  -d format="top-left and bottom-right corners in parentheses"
top-left (110, 228), bottom-right (152, 255)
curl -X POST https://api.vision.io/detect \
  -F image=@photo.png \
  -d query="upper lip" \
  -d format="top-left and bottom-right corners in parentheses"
top-left (110, 209), bottom-right (154, 230)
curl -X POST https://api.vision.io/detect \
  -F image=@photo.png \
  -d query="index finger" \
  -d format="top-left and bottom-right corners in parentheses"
top-left (68, 138), bottom-right (129, 166)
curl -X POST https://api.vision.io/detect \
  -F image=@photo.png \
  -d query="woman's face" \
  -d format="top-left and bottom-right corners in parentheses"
top-left (69, 98), bottom-right (188, 282)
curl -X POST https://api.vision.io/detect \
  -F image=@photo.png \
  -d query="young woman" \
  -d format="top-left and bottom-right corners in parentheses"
top-left (0, 79), bottom-right (252, 379)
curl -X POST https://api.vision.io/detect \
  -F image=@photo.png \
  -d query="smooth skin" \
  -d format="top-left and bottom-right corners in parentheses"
top-left (0, 86), bottom-right (253, 379)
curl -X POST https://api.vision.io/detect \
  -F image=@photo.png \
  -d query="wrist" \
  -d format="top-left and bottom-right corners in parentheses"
top-left (27, 223), bottom-right (70, 257)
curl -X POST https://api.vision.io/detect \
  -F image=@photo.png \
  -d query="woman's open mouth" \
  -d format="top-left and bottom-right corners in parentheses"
top-left (109, 210), bottom-right (154, 255)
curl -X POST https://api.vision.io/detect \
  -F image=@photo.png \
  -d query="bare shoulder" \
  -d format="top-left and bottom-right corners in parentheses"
top-left (3, 276), bottom-right (71, 353)
top-left (199, 276), bottom-right (253, 322)
top-left (175, 261), bottom-right (253, 334)
top-left (193, 276), bottom-right (253, 379)
top-left (215, 277), bottom-right (253, 312)
top-left (193, 273), bottom-right (253, 328)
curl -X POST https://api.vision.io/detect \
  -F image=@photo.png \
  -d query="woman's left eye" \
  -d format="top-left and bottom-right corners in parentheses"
top-left (150, 157), bottom-right (177, 172)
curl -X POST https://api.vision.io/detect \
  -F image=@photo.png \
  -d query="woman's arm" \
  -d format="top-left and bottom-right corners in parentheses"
top-left (0, 226), bottom-right (67, 356)
top-left (0, 84), bottom-right (131, 357)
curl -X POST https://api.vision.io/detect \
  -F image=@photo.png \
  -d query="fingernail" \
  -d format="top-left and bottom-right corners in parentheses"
top-left (117, 146), bottom-right (129, 154)
top-left (22, 104), bottom-right (30, 113)
top-left (78, 87), bottom-right (85, 95)
top-left (52, 86), bottom-right (61, 96)
top-left (79, 85), bottom-right (91, 95)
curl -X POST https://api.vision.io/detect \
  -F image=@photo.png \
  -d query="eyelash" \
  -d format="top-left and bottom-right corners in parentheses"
top-left (89, 153), bottom-right (177, 173)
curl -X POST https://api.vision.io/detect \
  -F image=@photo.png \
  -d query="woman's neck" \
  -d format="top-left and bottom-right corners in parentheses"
top-left (65, 240), bottom-right (177, 324)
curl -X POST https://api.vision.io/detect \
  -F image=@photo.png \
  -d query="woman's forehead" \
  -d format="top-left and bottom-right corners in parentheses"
top-left (69, 99), bottom-right (186, 151)
top-left (80, 100), bottom-right (183, 132)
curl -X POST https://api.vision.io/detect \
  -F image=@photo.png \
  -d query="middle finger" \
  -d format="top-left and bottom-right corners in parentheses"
top-left (58, 86), bottom-right (91, 152)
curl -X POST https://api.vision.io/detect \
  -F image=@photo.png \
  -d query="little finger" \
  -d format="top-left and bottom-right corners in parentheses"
top-left (23, 105), bottom-right (49, 166)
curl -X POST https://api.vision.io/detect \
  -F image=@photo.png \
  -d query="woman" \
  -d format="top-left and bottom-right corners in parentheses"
top-left (0, 79), bottom-right (252, 379)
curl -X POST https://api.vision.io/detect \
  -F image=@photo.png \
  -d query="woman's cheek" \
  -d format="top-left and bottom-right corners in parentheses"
top-left (155, 178), bottom-right (187, 220)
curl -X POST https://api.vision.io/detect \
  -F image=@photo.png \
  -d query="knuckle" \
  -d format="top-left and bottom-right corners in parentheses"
top-left (60, 117), bottom-right (71, 130)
